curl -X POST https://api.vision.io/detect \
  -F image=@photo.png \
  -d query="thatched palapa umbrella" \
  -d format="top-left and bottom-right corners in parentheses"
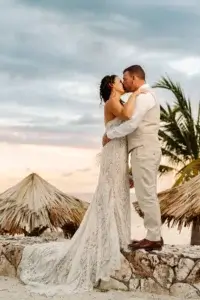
top-left (0, 173), bottom-right (89, 237)
top-left (133, 174), bottom-right (200, 245)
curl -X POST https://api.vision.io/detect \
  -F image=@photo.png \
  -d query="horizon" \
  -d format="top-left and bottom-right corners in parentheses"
top-left (0, 0), bottom-right (199, 192)
top-left (0, 146), bottom-right (174, 194)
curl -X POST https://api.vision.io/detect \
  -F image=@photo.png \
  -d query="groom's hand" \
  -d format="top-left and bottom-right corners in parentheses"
top-left (102, 134), bottom-right (111, 146)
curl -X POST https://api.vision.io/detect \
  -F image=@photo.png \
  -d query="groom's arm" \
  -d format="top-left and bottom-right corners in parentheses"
top-left (106, 93), bottom-right (156, 139)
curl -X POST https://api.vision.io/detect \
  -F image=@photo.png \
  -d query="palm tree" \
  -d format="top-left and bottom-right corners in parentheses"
top-left (153, 76), bottom-right (200, 245)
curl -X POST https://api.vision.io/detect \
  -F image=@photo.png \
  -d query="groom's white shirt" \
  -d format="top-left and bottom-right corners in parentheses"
top-left (107, 83), bottom-right (156, 139)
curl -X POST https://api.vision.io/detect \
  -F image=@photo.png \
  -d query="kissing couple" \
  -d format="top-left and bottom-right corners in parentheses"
top-left (18, 64), bottom-right (163, 296)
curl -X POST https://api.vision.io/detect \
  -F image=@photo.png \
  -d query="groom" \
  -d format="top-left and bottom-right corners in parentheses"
top-left (103, 65), bottom-right (163, 251)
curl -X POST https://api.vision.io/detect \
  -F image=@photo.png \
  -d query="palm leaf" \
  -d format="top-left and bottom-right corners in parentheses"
top-left (173, 159), bottom-right (200, 187)
top-left (161, 148), bottom-right (183, 165)
top-left (159, 165), bottom-right (175, 176)
top-left (159, 129), bottom-right (188, 158)
top-left (154, 76), bottom-right (200, 185)
top-left (154, 77), bottom-right (199, 158)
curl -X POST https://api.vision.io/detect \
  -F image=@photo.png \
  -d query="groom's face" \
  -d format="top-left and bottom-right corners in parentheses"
top-left (123, 71), bottom-right (137, 92)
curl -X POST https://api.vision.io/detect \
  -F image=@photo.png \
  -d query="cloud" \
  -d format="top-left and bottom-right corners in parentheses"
top-left (0, 0), bottom-right (200, 147)
top-left (169, 57), bottom-right (200, 76)
top-left (62, 168), bottom-right (91, 178)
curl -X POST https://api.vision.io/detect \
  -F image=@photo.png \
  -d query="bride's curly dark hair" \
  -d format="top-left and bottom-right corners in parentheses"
top-left (99, 75), bottom-right (117, 104)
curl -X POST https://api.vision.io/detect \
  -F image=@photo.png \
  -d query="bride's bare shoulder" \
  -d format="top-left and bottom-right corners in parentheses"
top-left (104, 101), bottom-right (116, 125)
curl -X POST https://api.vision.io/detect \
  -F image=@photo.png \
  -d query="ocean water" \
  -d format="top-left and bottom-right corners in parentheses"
top-left (73, 193), bottom-right (191, 245)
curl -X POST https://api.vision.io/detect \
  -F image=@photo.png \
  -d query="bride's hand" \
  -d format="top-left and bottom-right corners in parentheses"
top-left (133, 88), bottom-right (148, 97)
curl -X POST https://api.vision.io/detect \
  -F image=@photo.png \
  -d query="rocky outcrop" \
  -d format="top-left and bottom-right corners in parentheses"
top-left (0, 235), bottom-right (61, 277)
top-left (1, 236), bottom-right (200, 298)
top-left (118, 245), bottom-right (200, 298)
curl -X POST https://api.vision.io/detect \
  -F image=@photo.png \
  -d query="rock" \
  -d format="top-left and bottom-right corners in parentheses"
top-left (161, 244), bottom-right (200, 260)
top-left (2, 244), bottom-right (24, 269)
top-left (127, 250), bottom-right (153, 277)
top-left (98, 278), bottom-right (128, 291)
top-left (170, 283), bottom-right (199, 298)
top-left (147, 254), bottom-right (160, 267)
top-left (140, 278), bottom-right (169, 295)
top-left (176, 258), bottom-right (195, 281)
top-left (153, 264), bottom-right (174, 289)
top-left (0, 243), bottom-right (23, 277)
top-left (187, 260), bottom-right (200, 283)
top-left (129, 278), bottom-right (140, 291)
top-left (109, 278), bottom-right (128, 291)
top-left (114, 255), bottom-right (132, 282)
top-left (194, 282), bottom-right (200, 292)
top-left (160, 253), bottom-right (179, 267)
top-left (0, 254), bottom-right (16, 277)
top-left (0, 235), bottom-right (58, 278)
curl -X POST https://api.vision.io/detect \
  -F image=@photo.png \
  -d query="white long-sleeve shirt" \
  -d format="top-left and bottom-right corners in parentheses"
top-left (106, 84), bottom-right (156, 139)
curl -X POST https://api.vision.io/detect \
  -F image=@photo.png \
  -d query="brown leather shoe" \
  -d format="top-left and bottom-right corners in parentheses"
top-left (129, 237), bottom-right (164, 248)
top-left (129, 238), bottom-right (163, 251)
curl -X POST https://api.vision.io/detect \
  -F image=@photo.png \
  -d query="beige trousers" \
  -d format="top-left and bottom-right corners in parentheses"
top-left (131, 144), bottom-right (162, 241)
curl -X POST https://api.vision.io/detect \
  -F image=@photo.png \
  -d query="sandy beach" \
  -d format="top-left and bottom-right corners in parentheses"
top-left (0, 276), bottom-right (185, 300)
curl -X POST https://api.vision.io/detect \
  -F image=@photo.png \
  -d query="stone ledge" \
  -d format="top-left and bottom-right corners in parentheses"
top-left (119, 245), bottom-right (200, 298)
top-left (1, 236), bottom-right (200, 298)
top-left (0, 235), bottom-right (61, 277)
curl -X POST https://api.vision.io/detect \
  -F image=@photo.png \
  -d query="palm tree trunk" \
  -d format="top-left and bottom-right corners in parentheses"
top-left (190, 220), bottom-right (200, 245)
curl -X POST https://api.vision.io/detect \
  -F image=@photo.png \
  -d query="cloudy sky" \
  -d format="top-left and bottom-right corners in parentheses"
top-left (0, 0), bottom-right (199, 192)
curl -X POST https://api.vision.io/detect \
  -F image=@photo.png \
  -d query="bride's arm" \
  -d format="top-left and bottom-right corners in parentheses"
top-left (107, 89), bottom-right (146, 120)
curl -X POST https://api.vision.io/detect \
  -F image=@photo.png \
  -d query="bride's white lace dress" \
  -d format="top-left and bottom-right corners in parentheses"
top-left (19, 118), bottom-right (131, 296)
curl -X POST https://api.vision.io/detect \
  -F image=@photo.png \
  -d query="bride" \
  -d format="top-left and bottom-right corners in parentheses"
top-left (19, 75), bottom-right (145, 296)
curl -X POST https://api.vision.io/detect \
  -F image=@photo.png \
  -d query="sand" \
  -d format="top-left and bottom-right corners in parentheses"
top-left (0, 276), bottom-right (185, 300)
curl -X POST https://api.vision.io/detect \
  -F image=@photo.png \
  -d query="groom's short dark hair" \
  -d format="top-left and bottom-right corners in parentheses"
top-left (123, 65), bottom-right (145, 80)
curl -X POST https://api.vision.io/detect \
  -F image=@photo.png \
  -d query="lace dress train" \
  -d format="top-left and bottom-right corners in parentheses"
top-left (19, 118), bottom-right (131, 296)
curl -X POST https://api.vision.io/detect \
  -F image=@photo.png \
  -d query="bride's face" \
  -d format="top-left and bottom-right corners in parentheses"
top-left (112, 77), bottom-right (124, 94)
